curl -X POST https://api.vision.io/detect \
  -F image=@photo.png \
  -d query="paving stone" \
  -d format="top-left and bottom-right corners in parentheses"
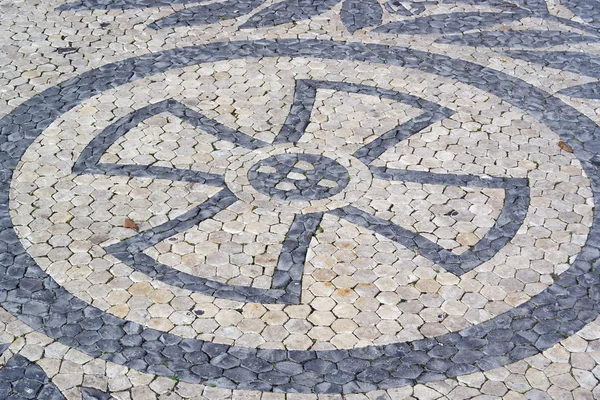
top-left (1, 0), bottom-right (600, 397)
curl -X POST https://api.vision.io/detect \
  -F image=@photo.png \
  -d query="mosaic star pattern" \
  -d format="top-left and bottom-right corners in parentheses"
top-left (2, 0), bottom-right (600, 398)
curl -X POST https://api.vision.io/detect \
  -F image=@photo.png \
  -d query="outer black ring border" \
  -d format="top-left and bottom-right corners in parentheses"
top-left (1, 39), bottom-right (599, 394)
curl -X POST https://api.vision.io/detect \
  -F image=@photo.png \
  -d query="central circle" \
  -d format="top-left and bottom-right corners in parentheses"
top-left (248, 153), bottom-right (350, 201)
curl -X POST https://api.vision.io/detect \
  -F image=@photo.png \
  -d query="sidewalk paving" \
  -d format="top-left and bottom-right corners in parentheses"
top-left (1, 0), bottom-right (600, 398)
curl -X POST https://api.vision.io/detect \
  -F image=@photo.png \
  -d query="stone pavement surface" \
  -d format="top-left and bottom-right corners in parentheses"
top-left (2, 0), bottom-right (600, 398)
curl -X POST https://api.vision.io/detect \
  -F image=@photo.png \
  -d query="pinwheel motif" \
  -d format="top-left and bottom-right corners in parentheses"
top-left (73, 79), bottom-right (530, 304)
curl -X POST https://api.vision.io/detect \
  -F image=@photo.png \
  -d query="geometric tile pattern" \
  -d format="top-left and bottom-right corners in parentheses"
top-left (2, 0), bottom-right (600, 397)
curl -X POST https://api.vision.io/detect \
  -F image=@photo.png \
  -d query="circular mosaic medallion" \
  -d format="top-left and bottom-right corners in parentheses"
top-left (2, 39), bottom-right (600, 394)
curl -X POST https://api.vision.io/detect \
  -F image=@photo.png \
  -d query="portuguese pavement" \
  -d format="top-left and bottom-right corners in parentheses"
top-left (3, 0), bottom-right (600, 398)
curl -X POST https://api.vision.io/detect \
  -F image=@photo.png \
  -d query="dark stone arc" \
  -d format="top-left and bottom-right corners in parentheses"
top-left (369, 167), bottom-right (530, 274)
top-left (147, 0), bottom-right (267, 30)
top-left (557, 81), bottom-right (600, 99)
top-left (272, 212), bottom-right (324, 295)
top-left (57, 0), bottom-right (207, 11)
top-left (73, 98), bottom-right (266, 187)
top-left (0, 39), bottom-right (599, 393)
top-left (108, 189), bottom-right (323, 304)
top-left (272, 80), bottom-right (318, 144)
top-left (458, 181), bottom-right (530, 272)
top-left (273, 79), bottom-right (454, 146)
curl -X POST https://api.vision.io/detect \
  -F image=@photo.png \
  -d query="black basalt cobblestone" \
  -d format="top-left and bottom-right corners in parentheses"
top-left (0, 352), bottom-right (65, 400)
top-left (248, 153), bottom-right (350, 200)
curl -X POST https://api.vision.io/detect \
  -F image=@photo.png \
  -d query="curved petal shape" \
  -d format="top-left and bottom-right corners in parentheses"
top-left (148, 0), bottom-right (267, 29)
top-left (374, 11), bottom-right (527, 35)
top-left (558, 81), bottom-right (600, 99)
top-left (435, 29), bottom-right (600, 47)
top-left (504, 50), bottom-right (600, 78)
top-left (341, 0), bottom-right (383, 33)
top-left (240, 0), bottom-right (343, 29)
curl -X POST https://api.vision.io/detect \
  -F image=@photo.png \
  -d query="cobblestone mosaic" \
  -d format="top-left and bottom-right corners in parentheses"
top-left (3, 0), bottom-right (600, 398)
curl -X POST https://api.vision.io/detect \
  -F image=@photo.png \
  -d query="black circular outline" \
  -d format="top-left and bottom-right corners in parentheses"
top-left (1, 39), bottom-right (599, 394)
